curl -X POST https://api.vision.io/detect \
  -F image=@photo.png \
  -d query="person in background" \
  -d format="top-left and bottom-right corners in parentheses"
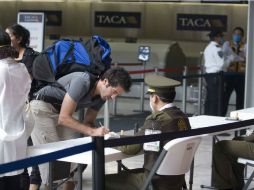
top-left (0, 29), bottom-right (31, 189)
top-left (105, 74), bottom-right (191, 190)
top-left (6, 23), bottom-right (38, 99)
top-left (28, 67), bottom-right (131, 190)
top-left (203, 29), bottom-right (233, 116)
top-left (5, 24), bottom-right (41, 190)
top-left (222, 26), bottom-right (246, 116)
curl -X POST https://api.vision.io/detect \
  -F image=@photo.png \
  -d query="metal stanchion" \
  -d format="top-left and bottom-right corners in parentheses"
top-left (113, 98), bottom-right (117, 116)
top-left (77, 108), bottom-right (85, 190)
top-left (104, 100), bottom-right (110, 129)
top-left (112, 62), bottom-right (118, 116)
top-left (49, 162), bottom-right (54, 190)
top-left (218, 71), bottom-right (224, 116)
top-left (197, 69), bottom-right (203, 115)
top-left (92, 137), bottom-right (105, 190)
top-left (182, 66), bottom-right (187, 113)
top-left (189, 160), bottom-right (195, 190)
top-left (154, 67), bottom-right (158, 74)
top-left (200, 136), bottom-right (217, 189)
top-left (140, 61), bottom-right (146, 112)
top-left (198, 64), bottom-right (204, 115)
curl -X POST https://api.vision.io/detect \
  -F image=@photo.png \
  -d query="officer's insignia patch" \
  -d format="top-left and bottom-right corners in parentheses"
top-left (178, 118), bottom-right (187, 131)
top-left (218, 51), bottom-right (224, 58)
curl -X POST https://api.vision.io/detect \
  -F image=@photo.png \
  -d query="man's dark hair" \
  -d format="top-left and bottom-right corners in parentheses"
top-left (101, 67), bottom-right (132, 92)
top-left (0, 29), bottom-right (18, 59)
top-left (156, 90), bottom-right (176, 103)
top-left (208, 29), bottom-right (223, 41)
top-left (6, 24), bottom-right (30, 48)
top-left (233, 26), bottom-right (244, 36)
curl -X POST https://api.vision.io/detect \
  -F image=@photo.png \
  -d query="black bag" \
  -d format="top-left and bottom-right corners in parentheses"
top-left (20, 47), bottom-right (39, 100)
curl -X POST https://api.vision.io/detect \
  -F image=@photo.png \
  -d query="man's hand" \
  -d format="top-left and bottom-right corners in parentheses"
top-left (91, 127), bottom-right (109, 136)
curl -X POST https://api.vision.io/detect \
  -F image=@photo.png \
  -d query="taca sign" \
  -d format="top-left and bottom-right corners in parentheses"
top-left (95, 11), bottom-right (141, 28)
top-left (97, 15), bottom-right (127, 25)
top-left (177, 14), bottom-right (227, 31)
top-left (179, 18), bottom-right (211, 28)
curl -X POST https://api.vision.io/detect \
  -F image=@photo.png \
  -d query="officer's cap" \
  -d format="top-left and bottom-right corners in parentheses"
top-left (208, 29), bottom-right (224, 38)
top-left (145, 74), bottom-right (181, 94)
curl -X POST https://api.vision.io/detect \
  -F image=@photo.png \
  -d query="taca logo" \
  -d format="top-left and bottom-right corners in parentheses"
top-left (95, 12), bottom-right (141, 28)
top-left (177, 14), bottom-right (227, 31)
top-left (96, 15), bottom-right (127, 24)
top-left (179, 18), bottom-right (211, 28)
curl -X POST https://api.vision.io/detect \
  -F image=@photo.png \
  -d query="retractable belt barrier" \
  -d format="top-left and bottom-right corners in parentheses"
top-left (0, 142), bottom-right (94, 175)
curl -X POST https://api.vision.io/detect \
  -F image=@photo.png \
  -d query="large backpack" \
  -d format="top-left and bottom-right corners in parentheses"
top-left (32, 35), bottom-right (111, 89)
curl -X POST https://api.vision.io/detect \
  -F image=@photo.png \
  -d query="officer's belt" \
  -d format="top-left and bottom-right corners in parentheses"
top-left (33, 94), bottom-right (62, 112)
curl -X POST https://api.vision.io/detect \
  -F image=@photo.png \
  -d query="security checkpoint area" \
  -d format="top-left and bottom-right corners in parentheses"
top-left (2, 66), bottom-right (254, 190)
top-left (2, 0), bottom-right (254, 190)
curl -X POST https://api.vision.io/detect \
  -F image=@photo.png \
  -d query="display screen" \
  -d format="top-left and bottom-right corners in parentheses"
top-left (138, 46), bottom-right (150, 62)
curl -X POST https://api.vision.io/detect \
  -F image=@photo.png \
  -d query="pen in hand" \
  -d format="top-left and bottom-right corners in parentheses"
top-left (99, 122), bottom-right (109, 134)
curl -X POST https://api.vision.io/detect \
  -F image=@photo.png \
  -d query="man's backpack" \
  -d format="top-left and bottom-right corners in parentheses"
top-left (32, 35), bottom-right (111, 89)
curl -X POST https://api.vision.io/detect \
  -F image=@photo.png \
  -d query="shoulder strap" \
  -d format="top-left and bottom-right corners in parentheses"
top-left (61, 40), bottom-right (75, 65)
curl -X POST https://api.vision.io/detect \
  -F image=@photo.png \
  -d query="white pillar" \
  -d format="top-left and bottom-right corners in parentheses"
top-left (244, 1), bottom-right (254, 108)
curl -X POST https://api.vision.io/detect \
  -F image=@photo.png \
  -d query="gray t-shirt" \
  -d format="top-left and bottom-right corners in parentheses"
top-left (37, 72), bottom-right (105, 111)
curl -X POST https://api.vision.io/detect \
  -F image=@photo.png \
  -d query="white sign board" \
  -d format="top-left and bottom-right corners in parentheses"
top-left (17, 12), bottom-right (45, 52)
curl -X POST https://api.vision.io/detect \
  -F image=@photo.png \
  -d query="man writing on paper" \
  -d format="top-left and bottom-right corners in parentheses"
top-left (29, 67), bottom-right (131, 190)
top-left (105, 74), bottom-right (191, 190)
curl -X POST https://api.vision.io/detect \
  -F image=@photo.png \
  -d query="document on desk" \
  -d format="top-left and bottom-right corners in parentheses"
top-left (189, 115), bottom-right (236, 130)
top-left (230, 107), bottom-right (254, 120)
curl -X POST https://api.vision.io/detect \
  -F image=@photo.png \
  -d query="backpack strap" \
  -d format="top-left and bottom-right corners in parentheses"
top-left (61, 40), bottom-right (75, 65)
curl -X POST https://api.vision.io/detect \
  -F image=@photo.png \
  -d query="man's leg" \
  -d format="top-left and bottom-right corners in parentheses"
top-left (222, 75), bottom-right (234, 116)
top-left (20, 168), bottom-right (30, 190)
top-left (212, 140), bottom-right (254, 189)
top-left (235, 75), bottom-right (245, 111)
top-left (234, 75), bottom-right (245, 135)
top-left (205, 74), bottom-right (219, 116)
top-left (30, 100), bottom-right (60, 186)
top-left (27, 137), bottom-right (42, 190)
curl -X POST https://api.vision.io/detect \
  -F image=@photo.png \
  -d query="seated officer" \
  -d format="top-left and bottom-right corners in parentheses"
top-left (105, 74), bottom-right (191, 190)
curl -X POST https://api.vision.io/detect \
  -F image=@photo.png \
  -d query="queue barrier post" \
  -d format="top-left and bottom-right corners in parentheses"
top-left (104, 101), bottom-right (110, 129)
top-left (182, 66), bottom-right (187, 113)
top-left (92, 137), bottom-right (105, 190)
top-left (140, 61), bottom-right (146, 112)
top-left (198, 52), bottom-right (204, 115)
top-left (112, 62), bottom-right (118, 116)
top-left (154, 67), bottom-right (158, 74)
top-left (77, 108), bottom-right (85, 190)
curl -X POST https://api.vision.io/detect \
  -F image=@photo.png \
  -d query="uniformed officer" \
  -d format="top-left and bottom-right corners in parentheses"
top-left (222, 27), bottom-right (246, 117)
top-left (203, 29), bottom-right (232, 116)
top-left (105, 74), bottom-right (191, 190)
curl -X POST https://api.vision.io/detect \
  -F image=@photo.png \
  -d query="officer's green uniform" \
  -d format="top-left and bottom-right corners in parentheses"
top-left (212, 136), bottom-right (254, 189)
top-left (105, 75), bottom-right (191, 190)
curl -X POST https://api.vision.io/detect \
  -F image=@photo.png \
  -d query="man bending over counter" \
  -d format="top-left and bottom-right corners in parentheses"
top-left (29, 67), bottom-right (131, 190)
